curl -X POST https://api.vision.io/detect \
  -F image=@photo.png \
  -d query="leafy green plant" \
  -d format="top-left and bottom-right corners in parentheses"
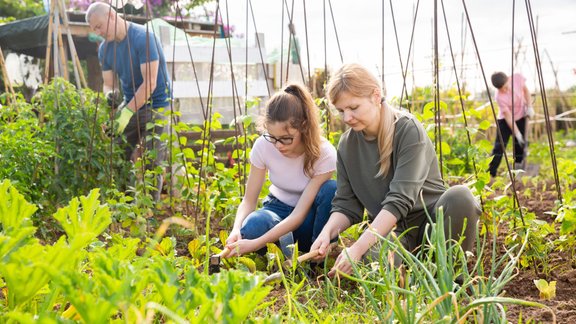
top-left (493, 189), bottom-right (558, 278)
top-left (39, 79), bottom-right (130, 203)
top-left (0, 102), bottom-right (55, 205)
top-left (1, 79), bottom-right (130, 224)
top-left (534, 279), bottom-right (556, 300)
top-left (53, 188), bottom-right (112, 248)
top-left (0, 181), bottom-right (272, 322)
top-left (554, 188), bottom-right (576, 265)
top-left (0, 180), bottom-right (37, 260)
top-left (0, 0), bottom-right (44, 23)
top-left (273, 207), bottom-right (554, 322)
top-left (0, 182), bottom-right (110, 313)
top-left (150, 263), bottom-right (271, 323)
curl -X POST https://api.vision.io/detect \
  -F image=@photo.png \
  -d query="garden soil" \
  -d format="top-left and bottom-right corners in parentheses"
top-left (175, 178), bottom-right (575, 322)
top-left (501, 180), bottom-right (576, 323)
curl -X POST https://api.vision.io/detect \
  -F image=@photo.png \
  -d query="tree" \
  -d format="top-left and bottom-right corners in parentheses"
top-left (0, 0), bottom-right (45, 23)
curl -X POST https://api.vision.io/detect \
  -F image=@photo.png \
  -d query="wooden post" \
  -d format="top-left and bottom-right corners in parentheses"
top-left (52, 5), bottom-right (60, 79)
top-left (44, 0), bottom-right (56, 83)
top-left (57, 23), bottom-right (69, 81)
top-left (0, 46), bottom-right (16, 105)
top-left (58, 0), bottom-right (87, 89)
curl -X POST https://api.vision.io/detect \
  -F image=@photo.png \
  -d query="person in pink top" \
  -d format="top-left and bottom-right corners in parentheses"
top-left (225, 83), bottom-right (337, 257)
top-left (488, 72), bottom-right (534, 177)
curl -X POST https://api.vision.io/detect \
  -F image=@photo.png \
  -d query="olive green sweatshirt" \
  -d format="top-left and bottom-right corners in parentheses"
top-left (331, 113), bottom-right (446, 227)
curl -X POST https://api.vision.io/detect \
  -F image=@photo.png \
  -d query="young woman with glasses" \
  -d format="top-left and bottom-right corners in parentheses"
top-left (224, 83), bottom-right (337, 257)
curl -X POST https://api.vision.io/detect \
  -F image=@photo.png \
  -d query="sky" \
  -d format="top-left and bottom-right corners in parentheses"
top-left (215, 0), bottom-right (576, 99)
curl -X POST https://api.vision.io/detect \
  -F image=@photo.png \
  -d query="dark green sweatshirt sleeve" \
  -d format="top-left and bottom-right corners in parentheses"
top-left (330, 115), bottom-right (444, 225)
top-left (331, 146), bottom-right (365, 225)
top-left (381, 118), bottom-right (438, 220)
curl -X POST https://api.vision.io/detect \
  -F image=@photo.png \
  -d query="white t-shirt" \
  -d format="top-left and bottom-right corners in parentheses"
top-left (250, 136), bottom-right (337, 207)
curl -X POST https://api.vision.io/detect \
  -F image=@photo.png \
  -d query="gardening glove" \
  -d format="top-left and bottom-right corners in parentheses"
top-left (526, 105), bottom-right (535, 118)
top-left (514, 130), bottom-right (525, 146)
top-left (114, 105), bottom-right (134, 135)
top-left (106, 90), bottom-right (123, 110)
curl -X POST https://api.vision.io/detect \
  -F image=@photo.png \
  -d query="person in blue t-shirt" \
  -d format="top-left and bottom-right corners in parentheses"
top-left (86, 2), bottom-right (171, 200)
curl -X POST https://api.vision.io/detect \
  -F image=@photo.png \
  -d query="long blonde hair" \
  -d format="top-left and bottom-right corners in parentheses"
top-left (327, 63), bottom-right (399, 178)
top-left (264, 83), bottom-right (322, 177)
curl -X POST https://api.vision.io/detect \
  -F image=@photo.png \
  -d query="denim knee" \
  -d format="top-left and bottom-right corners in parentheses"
top-left (315, 179), bottom-right (337, 204)
top-left (310, 179), bottom-right (337, 242)
top-left (240, 209), bottom-right (283, 240)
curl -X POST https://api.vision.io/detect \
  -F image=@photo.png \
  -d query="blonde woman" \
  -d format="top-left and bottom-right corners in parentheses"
top-left (311, 64), bottom-right (481, 276)
top-left (225, 84), bottom-right (337, 257)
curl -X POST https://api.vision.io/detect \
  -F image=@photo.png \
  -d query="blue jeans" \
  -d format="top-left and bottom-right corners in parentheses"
top-left (240, 180), bottom-right (337, 252)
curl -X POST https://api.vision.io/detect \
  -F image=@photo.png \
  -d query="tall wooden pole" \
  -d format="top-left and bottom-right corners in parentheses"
top-left (52, 3), bottom-right (61, 79)
top-left (0, 46), bottom-right (16, 105)
top-left (58, 0), bottom-right (87, 89)
top-left (57, 23), bottom-right (69, 81)
top-left (44, 0), bottom-right (56, 83)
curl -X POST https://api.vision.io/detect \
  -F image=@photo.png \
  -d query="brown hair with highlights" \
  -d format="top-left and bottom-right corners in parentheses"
top-left (264, 83), bottom-right (322, 177)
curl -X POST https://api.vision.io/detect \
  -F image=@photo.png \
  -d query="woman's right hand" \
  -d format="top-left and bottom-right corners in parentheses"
top-left (227, 228), bottom-right (242, 244)
top-left (310, 231), bottom-right (333, 261)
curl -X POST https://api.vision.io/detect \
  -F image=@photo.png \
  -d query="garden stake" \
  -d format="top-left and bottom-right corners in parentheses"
top-left (209, 246), bottom-right (231, 274)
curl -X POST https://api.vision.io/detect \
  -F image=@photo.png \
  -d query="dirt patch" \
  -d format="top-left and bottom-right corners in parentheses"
top-left (505, 266), bottom-right (576, 323)
top-left (169, 176), bottom-right (576, 321)
top-left (491, 178), bottom-right (576, 323)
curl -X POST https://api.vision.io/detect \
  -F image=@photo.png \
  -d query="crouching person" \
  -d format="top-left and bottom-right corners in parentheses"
top-left (225, 83), bottom-right (337, 257)
top-left (310, 64), bottom-right (481, 276)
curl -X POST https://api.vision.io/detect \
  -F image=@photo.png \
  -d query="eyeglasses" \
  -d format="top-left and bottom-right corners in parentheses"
top-left (263, 133), bottom-right (294, 145)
